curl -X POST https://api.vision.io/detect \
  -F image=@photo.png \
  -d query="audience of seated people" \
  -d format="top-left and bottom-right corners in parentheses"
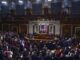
top-left (0, 31), bottom-right (80, 60)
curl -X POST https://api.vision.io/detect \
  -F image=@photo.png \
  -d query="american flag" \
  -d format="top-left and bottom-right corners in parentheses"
top-left (40, 25), bottom-right (48, 33)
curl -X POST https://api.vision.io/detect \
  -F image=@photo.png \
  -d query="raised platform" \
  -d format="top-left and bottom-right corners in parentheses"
top-left (33, 34), bottom-right (54, 40)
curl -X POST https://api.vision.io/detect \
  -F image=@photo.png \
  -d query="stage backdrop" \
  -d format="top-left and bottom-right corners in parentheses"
top-left (29, 20), bottom-right (60, 35)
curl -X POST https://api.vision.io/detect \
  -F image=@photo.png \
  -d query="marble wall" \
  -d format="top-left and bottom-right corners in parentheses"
top-left (28, 20), bottom-right (60, 35)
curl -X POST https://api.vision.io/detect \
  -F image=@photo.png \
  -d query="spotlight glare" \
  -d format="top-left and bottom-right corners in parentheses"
top-left (1, 1), bottom-right (8, 5)
top-left (18, 0), bottom-right (24, 5)
top-left (48, 0), bottom-right (52, 2)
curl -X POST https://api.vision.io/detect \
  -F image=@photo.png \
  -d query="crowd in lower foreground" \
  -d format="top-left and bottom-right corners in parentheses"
top-left (0, 31), bottom-right (80, 60)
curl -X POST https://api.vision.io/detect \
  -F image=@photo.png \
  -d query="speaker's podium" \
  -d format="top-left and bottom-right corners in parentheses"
top-left (33, 34), bottom-right (54, 41)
